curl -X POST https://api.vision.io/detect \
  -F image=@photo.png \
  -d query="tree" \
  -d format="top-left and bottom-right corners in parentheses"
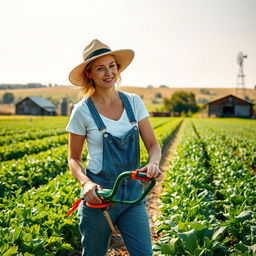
top-left (200, 88), bottom-right (210, 95)
top-left (164, 91), bottom-right (199, 114)
top-left (198, 98), bottom-right (209, 104)
top-left (2, 92), bottom-right (15, 104)
top-left (244, 96), bottom-right (251, 102)
top-left (155, 93), bottom-right (162, 99)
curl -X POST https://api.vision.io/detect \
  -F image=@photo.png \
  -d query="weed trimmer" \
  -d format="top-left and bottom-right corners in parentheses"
top-left (67, 170), bottom-right (156, 234)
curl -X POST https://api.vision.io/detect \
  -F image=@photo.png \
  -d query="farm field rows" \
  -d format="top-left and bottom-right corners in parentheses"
top-left (0, 116), bottom-right (182, 256)
top-left (154, 118), bottom-right (256, 256)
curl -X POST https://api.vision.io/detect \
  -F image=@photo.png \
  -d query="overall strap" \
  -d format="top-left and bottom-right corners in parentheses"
top-left (85, 98), bottom-right (106, 131)
top-left (118, 91), bottom-right (137, 123)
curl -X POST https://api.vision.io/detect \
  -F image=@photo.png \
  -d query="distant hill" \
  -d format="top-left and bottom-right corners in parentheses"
top-left (0, 85), bottom-right (255, 114)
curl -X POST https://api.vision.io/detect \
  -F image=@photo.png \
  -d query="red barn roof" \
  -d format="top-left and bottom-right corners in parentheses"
top-left (207, 94), bottom-right (253, 106)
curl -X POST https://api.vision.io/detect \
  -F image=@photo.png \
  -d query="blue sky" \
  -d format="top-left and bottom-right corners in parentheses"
top-left (0, 0), bottom-right (255, 88)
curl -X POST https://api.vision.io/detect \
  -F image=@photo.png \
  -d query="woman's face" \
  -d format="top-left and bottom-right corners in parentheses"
top-left (88, 55), bottom-right (118, 90)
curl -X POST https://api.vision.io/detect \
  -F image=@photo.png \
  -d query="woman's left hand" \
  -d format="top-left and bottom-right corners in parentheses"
top-left (138, 163), bottom-right (162, 178)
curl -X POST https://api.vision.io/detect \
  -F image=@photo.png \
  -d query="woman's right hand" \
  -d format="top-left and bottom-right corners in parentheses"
top-left (83, 180), bottom-right (103, 204)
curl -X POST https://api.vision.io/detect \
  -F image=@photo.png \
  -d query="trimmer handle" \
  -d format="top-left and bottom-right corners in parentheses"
top-left (89, 170), bottom-right (156, 207)
top-left (67, 170), bottom-right (156, 215)
top-left (131, 170), bottom-right (154, 181)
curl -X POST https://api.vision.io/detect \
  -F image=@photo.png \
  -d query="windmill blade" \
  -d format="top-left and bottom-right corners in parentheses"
top-left (237, 52), bottom-right (244, 65)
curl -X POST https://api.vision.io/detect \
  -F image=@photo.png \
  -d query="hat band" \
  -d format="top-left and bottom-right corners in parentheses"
top-left (84, 48), bottom-right (111, 61)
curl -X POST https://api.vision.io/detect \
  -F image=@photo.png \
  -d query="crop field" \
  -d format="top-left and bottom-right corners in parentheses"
top-left (154, 118), bottom-right (256, 256)
top-left (0, 116), bottom-right (255, 255)
top-left (0, 116), bottom-right (182, 256)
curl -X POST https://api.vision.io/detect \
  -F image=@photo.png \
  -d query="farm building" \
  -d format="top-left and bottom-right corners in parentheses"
top-left (150, 111), bottom-right (171, 117)
top-left (15, 96), bottom-right (56, 116)
top-left (207, 94), bottom-right (253, 118)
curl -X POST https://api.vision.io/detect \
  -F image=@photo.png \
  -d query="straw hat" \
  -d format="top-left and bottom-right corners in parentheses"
top-left (69, 39), bottom-right (134, 86)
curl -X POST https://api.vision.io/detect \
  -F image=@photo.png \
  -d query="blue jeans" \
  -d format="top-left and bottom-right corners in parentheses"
top-left (78, 201), bottom-right (152, 256)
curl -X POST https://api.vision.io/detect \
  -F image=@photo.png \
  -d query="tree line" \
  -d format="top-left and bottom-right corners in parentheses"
top-left (0, 83), bottom-right (47, 90)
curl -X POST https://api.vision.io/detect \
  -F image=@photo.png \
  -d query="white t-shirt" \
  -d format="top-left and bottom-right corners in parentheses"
top-left (66, 92), bottom-right (149, 174)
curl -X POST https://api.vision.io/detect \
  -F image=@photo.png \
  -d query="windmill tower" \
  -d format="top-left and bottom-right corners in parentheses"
top-left (236, 51), bottom-right (247, 97)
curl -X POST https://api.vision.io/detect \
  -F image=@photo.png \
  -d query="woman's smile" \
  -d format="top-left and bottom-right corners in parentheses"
top-left (103, 77), bottom-right (114, 82)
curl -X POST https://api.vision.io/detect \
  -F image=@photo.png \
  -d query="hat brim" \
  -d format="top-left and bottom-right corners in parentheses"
top-left (69, 49), bottom-right (134, 86)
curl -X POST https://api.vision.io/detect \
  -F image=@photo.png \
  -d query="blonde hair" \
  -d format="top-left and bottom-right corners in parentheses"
top-left (79, 56), bottom-right (122, 99)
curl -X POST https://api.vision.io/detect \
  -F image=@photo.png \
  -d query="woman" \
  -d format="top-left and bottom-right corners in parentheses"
top-left (66, 39), bottom-right (161, 256)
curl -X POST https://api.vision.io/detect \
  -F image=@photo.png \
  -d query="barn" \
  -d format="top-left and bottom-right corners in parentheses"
top-left (15, 96), bottom-right (56, 116)
top-left (207, 94), bottom-right (253, 118)
top-left (150, 111), bottom-right (171, 117)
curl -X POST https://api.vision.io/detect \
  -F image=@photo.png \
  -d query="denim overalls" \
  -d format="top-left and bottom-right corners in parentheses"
top-left (78, 91), bottom-right (153, 256)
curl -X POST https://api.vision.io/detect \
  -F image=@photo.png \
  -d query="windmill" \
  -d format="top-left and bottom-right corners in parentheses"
top-left (236, 51), bottom-right (247, 97)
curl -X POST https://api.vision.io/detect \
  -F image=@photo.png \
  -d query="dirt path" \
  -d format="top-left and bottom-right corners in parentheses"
top-left (107, 121), bottom-right (184, 256)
